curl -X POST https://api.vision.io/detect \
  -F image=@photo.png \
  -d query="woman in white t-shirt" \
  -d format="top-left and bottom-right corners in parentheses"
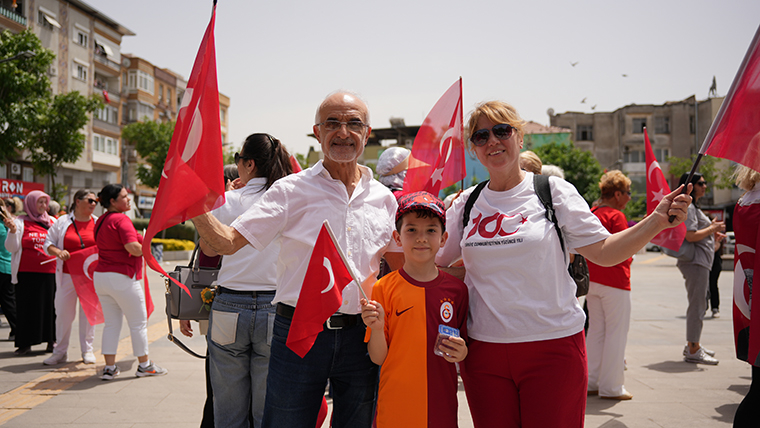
top-left (436, 101), bottom-right (693, 428)
top-left (197, 133), bottom-right (292, 428)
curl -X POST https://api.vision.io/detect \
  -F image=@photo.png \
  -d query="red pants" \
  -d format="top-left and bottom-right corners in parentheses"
top-left (460, 332), bottom-right (587, 428)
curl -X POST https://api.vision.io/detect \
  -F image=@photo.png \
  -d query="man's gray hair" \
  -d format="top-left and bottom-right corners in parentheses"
top-left (314, 90), bottom-right (371, 126)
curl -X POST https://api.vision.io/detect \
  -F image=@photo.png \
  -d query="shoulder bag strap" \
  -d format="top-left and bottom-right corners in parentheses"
top-left (70, 217), bottom-right (86, 249)
top-left (462, 180), bottom-right (490, 231)
top-left (533, 174), bottom-right (566, 257)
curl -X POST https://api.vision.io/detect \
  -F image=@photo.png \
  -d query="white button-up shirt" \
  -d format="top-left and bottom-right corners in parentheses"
top-left (231, 160), bottom-right (397, 314)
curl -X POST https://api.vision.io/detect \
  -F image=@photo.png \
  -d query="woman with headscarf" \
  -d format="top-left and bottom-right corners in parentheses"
top-left (42, 189), bottom-right (99, 365)
top-left (3, 190), bottom-right (57, 355)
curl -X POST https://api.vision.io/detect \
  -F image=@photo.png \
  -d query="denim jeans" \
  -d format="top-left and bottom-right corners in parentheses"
top-left (262, 313), bottom-right (378, 428)
top-left (208, 291), bottom-right (275, 428)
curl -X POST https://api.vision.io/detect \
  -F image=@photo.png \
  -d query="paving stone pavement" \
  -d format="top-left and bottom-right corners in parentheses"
top-left (0, 252), bottom-right (750, 427)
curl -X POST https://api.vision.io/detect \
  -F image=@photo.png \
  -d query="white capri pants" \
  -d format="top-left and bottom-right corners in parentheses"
top-left (55, 273), bottom-right (96, 354)
top-left (93, 271), bottom-right (149, 357)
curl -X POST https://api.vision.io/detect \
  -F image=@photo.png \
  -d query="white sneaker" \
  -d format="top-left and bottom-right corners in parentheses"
top-left (43, 352), bottom-right (67, 365)
top-left (683, 345), bottom-right (716, 357)
top-left (684, 347), bottom-right (719, 365)
top-left (135, 361), bottom-right (168, 377)
top-left (82, 352), bottom-right (96, 365)
top-left (712, 308), bottom-right (720, 318)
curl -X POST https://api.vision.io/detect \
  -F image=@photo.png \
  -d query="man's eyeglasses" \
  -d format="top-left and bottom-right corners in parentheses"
top-left (696, 181), bottom-right (707, 187)
top-left (469, 124), bottom-right (515, 147)
top-left (317, 120), bottom-right (369, 133)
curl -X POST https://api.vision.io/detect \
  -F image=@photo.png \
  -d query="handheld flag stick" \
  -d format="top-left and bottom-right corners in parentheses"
top-left (40, 258), bottom-right (56, 265)
top-left (322, 220), bottom-right (368, 301)
top-left (668, 153), bottom-right (703, 223)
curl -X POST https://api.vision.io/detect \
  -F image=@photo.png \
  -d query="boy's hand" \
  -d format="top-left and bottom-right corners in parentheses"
top-left (361, 298), bottom-right (385, 331)
top-left (440, 336), bottom-right (468, 363)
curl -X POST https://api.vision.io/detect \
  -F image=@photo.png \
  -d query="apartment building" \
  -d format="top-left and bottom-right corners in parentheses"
top-left (0, 0), bottom-right (133, 206)
top-left (550, 95), bottom-right (732, 206)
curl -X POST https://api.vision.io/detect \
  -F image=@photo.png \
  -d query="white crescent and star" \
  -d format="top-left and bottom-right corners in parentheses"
top-left (83, 253), bottom-right (99, 281)
top-left (321, 257), bottom-right (335, 294)
top-left (161, 87), bottom-right (202, 179)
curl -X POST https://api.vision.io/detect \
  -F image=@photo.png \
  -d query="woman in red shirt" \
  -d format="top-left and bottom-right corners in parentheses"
top-left (93, 184), bottom-right (166, 380)
top-left (43, 189), bottom-right (99, 365)
top-left (3, 190), bottom-right (56, 356)
top-left (586, 170), bottom-right (634, 400)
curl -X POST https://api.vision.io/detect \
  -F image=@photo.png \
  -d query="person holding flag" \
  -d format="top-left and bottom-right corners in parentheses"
top-left (93, 184), bottom-right (166, 380)
top-left (42, 189), bottom-right (99, 365)
top-left (193, 91), bottom-right (399, 428)
top-left (731, 165), bottom-right (760, 426)
top-left (436, 100), bottom-right (693, 427)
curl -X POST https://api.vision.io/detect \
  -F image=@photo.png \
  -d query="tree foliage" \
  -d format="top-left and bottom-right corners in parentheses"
top-left (534, 142), bottom-right (604, 204)
top-left (26, 92), bottom-right (103, 200)
top-left (121, 120), bottom-right (176, 189)
top-left (0, 29), bottom-right (55, 162)
top-left (667, 154), bottom-right (734, 189)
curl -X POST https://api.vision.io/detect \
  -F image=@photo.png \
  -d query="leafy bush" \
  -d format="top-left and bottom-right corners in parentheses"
top-left (131, 218), bottom-right (197, 241)
top-left (151, 239), bottom-right (195, 251)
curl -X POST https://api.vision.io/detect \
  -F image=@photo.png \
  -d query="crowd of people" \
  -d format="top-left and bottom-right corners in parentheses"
top-left (2, 91), bottom-right (757, 427)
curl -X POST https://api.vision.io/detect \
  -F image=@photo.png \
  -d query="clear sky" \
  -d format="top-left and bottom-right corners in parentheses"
top-left (85, 0), bottom-right (760, 157)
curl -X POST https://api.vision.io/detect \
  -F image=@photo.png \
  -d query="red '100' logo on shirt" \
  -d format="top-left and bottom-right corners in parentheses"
top-left (467, 212), bottom-right (527, 239)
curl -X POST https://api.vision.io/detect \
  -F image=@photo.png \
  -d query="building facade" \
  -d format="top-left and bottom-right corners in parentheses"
top-left (550, 95), bottom-right (732, 206)
top-left (0, 0), bottom-right (133, 207)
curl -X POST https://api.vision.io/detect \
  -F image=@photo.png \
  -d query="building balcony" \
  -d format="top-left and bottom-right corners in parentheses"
top-left (0, 5), bottom-right (26, 26)
top-left (93, 81), bottom-right (120, 103)
top-left (93, 53), bottom-right (120, 73)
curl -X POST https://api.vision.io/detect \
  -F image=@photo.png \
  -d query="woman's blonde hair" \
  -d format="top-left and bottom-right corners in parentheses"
top-left (465, 101), bottom-right (526, 154)
top-left (733, 164), bottom-right (760, 192)
top-left (519, 150), bottom-right (542, 174)
top-left (599, 170), bottom-right (631, 199)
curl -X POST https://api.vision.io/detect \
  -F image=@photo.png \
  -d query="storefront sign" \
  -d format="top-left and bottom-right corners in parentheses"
top-left (0, 179), bottom-right (45, 199)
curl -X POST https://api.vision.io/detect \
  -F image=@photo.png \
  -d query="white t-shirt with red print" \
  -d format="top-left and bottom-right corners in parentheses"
top-left (437, 172), bottom-right (609, 343)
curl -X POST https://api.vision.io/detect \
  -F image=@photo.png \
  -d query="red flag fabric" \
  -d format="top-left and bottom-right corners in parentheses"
top-left (700, 24), bottom-right (760, 171)
top-left (290, 155), bottom-right (303, 173)
top-left (102, 89), bottom-right (110, 104)
top-left (141, 5), bottom-right (225, 294)
top-left (286, 223), bottom-right (355, 358)
top-left (645, 128), bottom-right (686, 251)
top-left (403, 78), bottom-right (465, 196)
top-left (67, 246), bottom-right (104, 325)
top-left (142, 251), bottom-right (154, 318)
top-left (732, 201), bottom-right (760, 365)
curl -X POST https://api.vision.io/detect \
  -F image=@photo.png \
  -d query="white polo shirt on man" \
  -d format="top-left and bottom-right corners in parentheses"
top-left (231, 160), bottom-right (397, 314)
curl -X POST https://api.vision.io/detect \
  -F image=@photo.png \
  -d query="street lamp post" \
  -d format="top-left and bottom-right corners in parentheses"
top-left (0, 50), bottom-right (36, 65)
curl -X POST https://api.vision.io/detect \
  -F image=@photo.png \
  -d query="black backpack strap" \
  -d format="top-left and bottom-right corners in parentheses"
top-left (462, 180), bottom-right (490, 231)
top-left (533, 174), bottom-right (566, 257)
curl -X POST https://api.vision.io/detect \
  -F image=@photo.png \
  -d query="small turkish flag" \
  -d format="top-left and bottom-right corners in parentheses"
top-left (645, 128), bottom-right (686, 251)
top-left (290, 154), bottom-right (303, 173)
top-left (286, 221), bottom-right (356, 358)
top-left (67, 246), bottom-right (104, 325)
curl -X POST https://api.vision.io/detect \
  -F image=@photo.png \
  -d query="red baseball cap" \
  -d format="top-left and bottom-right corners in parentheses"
top-left (396, 191), bottom-right (446, 226)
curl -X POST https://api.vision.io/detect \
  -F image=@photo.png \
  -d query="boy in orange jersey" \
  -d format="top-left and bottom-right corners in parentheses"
top-left (361, 191), bottom-right (468, 428)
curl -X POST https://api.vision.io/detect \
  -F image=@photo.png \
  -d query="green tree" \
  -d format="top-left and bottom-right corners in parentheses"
top-left (667, 154), bottom-right (734, 189)
top-left (295, 153), bottom-right (308, 170)
top-left (26, 92), bottom-right (103, 200)
top-left (534, 142), bottom-right (604, 204)
top-left (121, 120), bottom-right (176, 189)
top-left (0, 30), bottom-right (55, 162)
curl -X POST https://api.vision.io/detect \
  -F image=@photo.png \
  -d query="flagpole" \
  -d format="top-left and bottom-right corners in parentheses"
top-left (322, 220), bottom-right (369, 301)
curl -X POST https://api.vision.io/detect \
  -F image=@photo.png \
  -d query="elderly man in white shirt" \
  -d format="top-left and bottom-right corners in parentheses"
top-left (194, 91), bottom-right (400, 428)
